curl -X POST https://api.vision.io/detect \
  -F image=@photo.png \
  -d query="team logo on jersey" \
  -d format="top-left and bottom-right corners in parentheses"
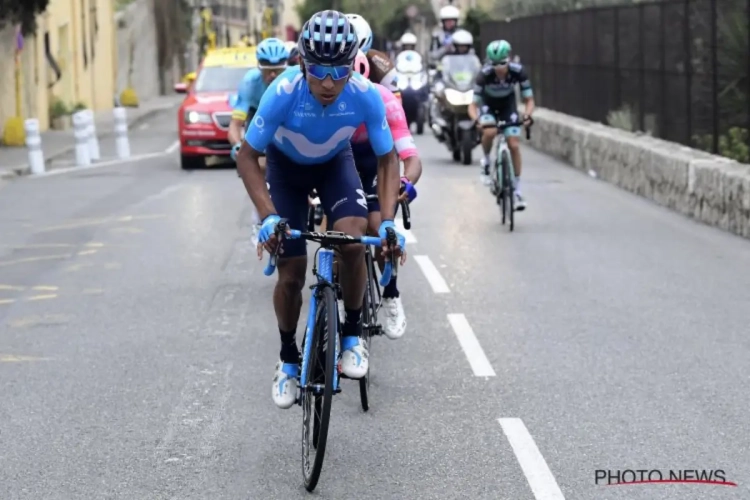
top-left (254, 115), bottom-right (265, 129)
top-left (276, 73), bottom-right (304, 95)
top-left (338, 101), bottom-right (347, 112)
top-left (382, 116), bottom-right (388, 129)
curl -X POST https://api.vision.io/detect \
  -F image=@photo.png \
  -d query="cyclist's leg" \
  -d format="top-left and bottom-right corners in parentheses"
top-left (265, 145), bottom-right (313, 408)
top-left (503, 112), bottom-right (525, 209)
top-left (478, 111), bottom-right (498, 183)
top-left (359, 157), bottom-right (407, 340)
top-left (314, 145), bottom-right (369, 379)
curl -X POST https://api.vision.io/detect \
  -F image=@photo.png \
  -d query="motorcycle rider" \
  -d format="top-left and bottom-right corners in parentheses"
top-left (399, 32), bottom-right (418, 52)
top-left (468, 40), bottom-right (534, 210)
top-left (429, 4), bottom-right (461, 64)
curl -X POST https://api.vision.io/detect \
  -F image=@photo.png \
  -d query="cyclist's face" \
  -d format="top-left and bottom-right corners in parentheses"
top-left (304, 65), bottom-right (350, 106)
top-left (261, 67), bottom-right (284, 84)
top-left (403, 44), bottom-right (416, 51)
top-left (493, 62), bottom-right (509, 77)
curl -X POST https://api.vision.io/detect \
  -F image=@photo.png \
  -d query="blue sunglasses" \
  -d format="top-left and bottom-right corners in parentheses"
top-left (306, 63), bottom-right (352, 81)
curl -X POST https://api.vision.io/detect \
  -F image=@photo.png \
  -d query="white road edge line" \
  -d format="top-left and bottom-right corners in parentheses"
top-left (447, 313), bottom-right (495, 377)
top-left (29, 152), bottom-right (168, 179)
top-left (498, 418), bottom-right (566, 499)
top-left (165, 141), bottom-right (180, 154)
top-left (395, 218), bottom-right (416, 243)
top-left (414, 255), bottom-right (450, 293)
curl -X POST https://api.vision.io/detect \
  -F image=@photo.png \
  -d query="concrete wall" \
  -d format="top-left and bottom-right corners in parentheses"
top-left (527, 108), bottom-right (750, 239)
top-left (115, 0), bottom-right (160, 102)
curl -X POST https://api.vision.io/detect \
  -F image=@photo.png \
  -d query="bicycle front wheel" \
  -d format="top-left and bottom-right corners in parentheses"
top-left (301, 286), bottom-right (338, 492)
top-left (359, 248), bottom-right (379, 411)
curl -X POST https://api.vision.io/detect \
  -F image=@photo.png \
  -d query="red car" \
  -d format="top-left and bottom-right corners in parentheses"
top-left (174, 47), bottom-right (257, 170)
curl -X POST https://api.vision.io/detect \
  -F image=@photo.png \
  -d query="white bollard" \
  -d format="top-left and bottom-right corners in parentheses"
top-left (72, 111), bottom-right (91, 166)
top-left (85, 109), bottom-right (100, 160)
top-left (24, 119), bottom-right (45, 175)
top-left (113, 107), bottom-right (130, 159)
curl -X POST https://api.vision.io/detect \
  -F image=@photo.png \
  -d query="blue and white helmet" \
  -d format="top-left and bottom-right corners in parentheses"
top-left (256, 37), bottom-right (289, 67)
top-left (345, 14), bottom-right (373, 54)
top-left (298, 10), bottom-right (359, 66)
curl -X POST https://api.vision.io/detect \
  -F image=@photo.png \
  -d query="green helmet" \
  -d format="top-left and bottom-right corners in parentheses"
top-left (486, 40), bottom-right (511, 63)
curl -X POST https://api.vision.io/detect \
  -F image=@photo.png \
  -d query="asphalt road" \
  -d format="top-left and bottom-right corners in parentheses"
top-left (1, 107), bottom-right (749, 500)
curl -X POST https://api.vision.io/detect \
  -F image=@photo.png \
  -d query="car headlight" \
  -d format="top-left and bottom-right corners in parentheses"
top-left (184, 110), bottom-right (212, 124)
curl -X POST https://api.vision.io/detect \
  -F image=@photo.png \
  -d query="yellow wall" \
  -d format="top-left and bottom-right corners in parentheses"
top-left (0, 0), bottom-right (116, 134)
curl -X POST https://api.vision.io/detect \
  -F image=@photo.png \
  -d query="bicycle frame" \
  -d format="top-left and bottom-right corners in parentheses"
top-left (300, 248), bottom-right (340, 393)
top-left (493, 134), bottom-right (516, 190)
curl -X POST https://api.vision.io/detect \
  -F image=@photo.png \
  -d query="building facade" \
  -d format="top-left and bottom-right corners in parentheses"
top-left (0, 0), bottom-right (116, 134)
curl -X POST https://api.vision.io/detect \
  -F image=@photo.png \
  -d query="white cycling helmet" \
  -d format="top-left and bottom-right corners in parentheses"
top-left (345, 14), bottom-right (373, 53)
top-left (439, 5), bottom-right (460, 21)
top-left (451, 29), bottom-right (473, 46)
top-left (400, 32), bottom-right (418, 45)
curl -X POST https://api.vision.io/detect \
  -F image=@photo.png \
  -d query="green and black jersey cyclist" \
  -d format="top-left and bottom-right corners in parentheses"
top-left (468, 40), bottom-right (535, 210)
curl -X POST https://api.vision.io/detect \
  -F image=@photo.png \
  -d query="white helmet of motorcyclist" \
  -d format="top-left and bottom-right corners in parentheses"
top-left (439, 5), bottom-right (460, 32)
top-left (400, 32), bottom-right (418, 47)
top-left (450, 29), bottom-right (473, 54)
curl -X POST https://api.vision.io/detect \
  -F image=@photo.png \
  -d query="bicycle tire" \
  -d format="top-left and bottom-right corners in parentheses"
top-left (358, 248), bottom-right (378, 411)
top-left (301, 286), bottom-right (338, 492)
top-left (501, 150), bottom-right (515, 232)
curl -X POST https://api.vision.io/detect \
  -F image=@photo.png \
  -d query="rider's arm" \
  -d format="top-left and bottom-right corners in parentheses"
top-left (513, 63), bottom-right (535, 116)
top-left (468, 72), bottom-right (486, 122)
top-left (382, 87), bottom-right (422, 184)
top-left (229, 73), bottom-right (254, 144)
top-left (362, 81), bottom-right (398, 221)
top-left (237, 83), bottom-right (291, 219)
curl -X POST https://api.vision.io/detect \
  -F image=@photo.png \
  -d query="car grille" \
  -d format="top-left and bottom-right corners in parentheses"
top-left (213, 112), bottom-right (232, 130)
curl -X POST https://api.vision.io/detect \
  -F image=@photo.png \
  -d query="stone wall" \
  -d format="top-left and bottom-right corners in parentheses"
top-left (528, 108), bottom-right (750, 239)
top-left (115, 0), bottom-right (160, 102)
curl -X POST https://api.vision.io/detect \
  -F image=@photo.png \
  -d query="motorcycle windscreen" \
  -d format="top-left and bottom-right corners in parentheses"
top-left (441, 54), bottom-right (481, 92)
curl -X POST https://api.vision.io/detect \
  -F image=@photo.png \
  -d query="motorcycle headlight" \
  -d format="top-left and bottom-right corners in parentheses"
top-left (444, 88), bottom-right (473, 106)
top-left (184, 110), bottom-right (212, 125)
top-left (397, 77), bottom-right (409, 90)
top-left (409, 74), bottom-right (426, 89)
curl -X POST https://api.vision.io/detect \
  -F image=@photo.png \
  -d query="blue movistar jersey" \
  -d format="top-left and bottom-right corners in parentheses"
top-left (231, 68), bottom-right (267, 121)
top-left (244, 66), bottom-right (393, 165)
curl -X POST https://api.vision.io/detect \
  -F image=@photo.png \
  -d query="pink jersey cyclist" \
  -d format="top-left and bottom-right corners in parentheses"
top-left (351, 83), bottom-right (418, 160)
top-left (349, 49), bottom-right (423, 342)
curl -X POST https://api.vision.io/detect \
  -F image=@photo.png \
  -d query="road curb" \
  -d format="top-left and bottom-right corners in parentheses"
top-left (1, 102), bottom-right (178, 180)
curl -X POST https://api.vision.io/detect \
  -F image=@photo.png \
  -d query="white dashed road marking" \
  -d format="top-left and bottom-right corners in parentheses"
top-left (499, 418), bottom-right (566, 499)
top-left (414, 255), bottom-right (450, 293)
top-left (447, 313), bottom-right (495, 377)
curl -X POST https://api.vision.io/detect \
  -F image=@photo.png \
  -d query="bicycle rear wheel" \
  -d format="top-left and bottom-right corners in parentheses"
top-left (301, 286), bottom-right (338, 492)
top-left (359, 248), bottom-right (380, 411)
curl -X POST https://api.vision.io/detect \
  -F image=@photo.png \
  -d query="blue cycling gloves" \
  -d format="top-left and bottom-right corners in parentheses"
top-left (378, 219), bottom-right (406, 249)
top-left (259, 214), bottom-right (281, 243)
top-left (400, 176), bottom-right (417, 203)
top-left (230, 142), bottom-right (242, 161)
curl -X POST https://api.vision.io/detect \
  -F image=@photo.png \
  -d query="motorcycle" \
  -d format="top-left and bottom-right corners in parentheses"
top-left (395, 50), bottom-right (429, 135)
top-left (428, 53), bottom-right (481, 165)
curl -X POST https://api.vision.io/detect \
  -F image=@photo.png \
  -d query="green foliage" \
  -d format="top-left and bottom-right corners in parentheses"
top-left (463, 7), bottom-right (491, 55)
top-left (0, 0), bottom-right (50, 34)
top-left (694, 128), bottom-right (750, 163)
top-left (49, 98), bottom-right (70, 119)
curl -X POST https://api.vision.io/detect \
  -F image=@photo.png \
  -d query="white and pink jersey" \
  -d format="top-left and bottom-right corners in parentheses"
top-left (351, 83), bottom-right (417, 160)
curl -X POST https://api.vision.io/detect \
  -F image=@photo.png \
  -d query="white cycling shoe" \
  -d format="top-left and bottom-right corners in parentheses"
top-left (514, 191), bottom-right (527, 211)
top-left (382, 297), bottom-right (406, 339)
top-left (339, 339), bottom-right (368, 379)
top-left (272, 361), bottom-right (299, 409)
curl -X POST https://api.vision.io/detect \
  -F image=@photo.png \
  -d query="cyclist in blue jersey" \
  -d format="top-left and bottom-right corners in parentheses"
top-left (228, 38), bottom-right (289, 243)
top-left (235, 10), bottom-right (406, 410)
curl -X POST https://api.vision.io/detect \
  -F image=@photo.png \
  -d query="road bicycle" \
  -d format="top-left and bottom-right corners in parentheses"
top-left (263, 221), bottom-right (399, 492)
top-left (488, 118), bottom-right (532, 231)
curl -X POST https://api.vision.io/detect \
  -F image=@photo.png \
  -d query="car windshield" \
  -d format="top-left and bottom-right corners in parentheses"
top-left (194, 66), bottom-right (251, 92)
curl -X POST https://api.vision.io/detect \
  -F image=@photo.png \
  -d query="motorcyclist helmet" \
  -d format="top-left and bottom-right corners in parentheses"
top-left (400, 32), bottom-right (418, 50)
top-left (439, 5), bottom-right (460, 32)
top-left (345, 14), bottom-right (373, 53)
top-left (486, 39), bottom-right (511, 64)
top-left (353, 49), bottom-right (370, 79)
top-left (450, 29), bottom-right (473, 55)
top-left (257, 37), bottom-right (289, 68)
top-left (298, 10), bottom-right (359, 67)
